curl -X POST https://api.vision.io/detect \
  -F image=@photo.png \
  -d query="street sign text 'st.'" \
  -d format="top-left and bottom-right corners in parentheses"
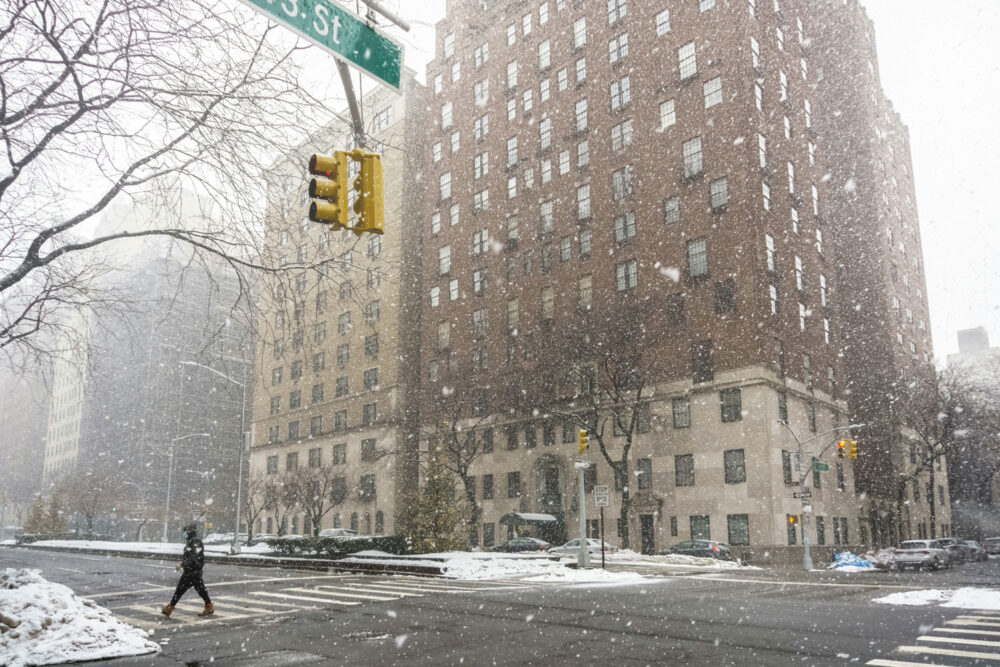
top-left (239, 0), bottom-right (403, 91)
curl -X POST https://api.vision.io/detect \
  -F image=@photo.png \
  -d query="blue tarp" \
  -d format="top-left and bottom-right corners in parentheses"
top-left (827, 551), bottom-right (874, 569)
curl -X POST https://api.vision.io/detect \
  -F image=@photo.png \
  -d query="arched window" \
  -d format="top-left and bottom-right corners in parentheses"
top-left (266, 517), bottom-right (273, 534)
top-left (291, 516), bottom-right (298, 534)
top-left (375, 510), bottom-right (385, 534)
top-left (364, 512), bottom-right (372, 535)
top-left (350, 512), bottom-right (359, 531)
top-left (333, 513), bottom-right (341, 528)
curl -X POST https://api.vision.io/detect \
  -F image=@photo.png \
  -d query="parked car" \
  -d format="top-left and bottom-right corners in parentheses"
top-left (984, 537), bottom-right (1000, 556)
top-left (663, 540), bottom-right (734, 561)
top-left (547, 538), bottom-right (619, 555)
top-left (493, 537), bottom-right (551, 553)
top-left (964, 540), bottom-right (989, 562)
top-left (936, 537), bottom-right (969, 563)
top-left (894, 539), bottom-right (950, 570)
top-left (318, 528), bottom-right (360, 540)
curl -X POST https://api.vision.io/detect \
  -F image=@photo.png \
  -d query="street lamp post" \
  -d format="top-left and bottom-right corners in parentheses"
top-left (179, 360), bottom-right (249, 555)
top-left (776, 421), bottom-right (864, 572)
top-left (163, 433), bottom-right (211, 543)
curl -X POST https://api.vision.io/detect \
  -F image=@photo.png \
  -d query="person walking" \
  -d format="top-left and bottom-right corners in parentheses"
top-left (162, 522), bottom-right (214, 617)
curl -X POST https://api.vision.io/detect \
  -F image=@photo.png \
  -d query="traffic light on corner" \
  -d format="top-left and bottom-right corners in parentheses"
top-left (577, 429), bottom-right (589, 455)
top-left (837, 440), bottom-right (847, 459)
top-left (788, 514), bottom-right (799, 525)
top-left (308, 152), bottom-right (349, 229)
top-left (848, 439), bottom-right (858, 460)
top-left (351, 152), bottom-right (385, 236)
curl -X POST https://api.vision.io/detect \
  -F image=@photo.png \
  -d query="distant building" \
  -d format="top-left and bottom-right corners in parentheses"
top-left (0, 366), bottom-right (50, 529)
top-left (947, 327), bottom-right (1000, 374)
top-left (247, 72), bottom-right (426, 538)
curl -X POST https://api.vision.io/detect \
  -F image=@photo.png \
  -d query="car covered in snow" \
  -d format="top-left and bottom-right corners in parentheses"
top-left (547, 538), bottom-right (619, 555)
top-left (893, 539), bottom-right (951, 570)
top-left (492, 537), bottom-right (551, 552)
top-left (663, 540), bottom-right (734, 561)
top-left (318, 528), bottom-right (361, 540)
top-left (963, 540), bottom-right (989, 562)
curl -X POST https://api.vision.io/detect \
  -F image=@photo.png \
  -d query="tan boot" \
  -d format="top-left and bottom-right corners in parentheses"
top-left (161, 604), bottom-right (174, 617)
top-left (198, 602), bottom-right (214, 617)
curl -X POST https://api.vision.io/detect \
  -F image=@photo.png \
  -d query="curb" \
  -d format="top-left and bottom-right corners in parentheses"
top-left (4, 544), bottom-right (447, 576)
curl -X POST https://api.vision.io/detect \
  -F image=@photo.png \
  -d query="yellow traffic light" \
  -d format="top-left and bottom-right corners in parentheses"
top-left (308, 152), bottom-right (349, 229)
top-left (577, 429), bottom-right (589, 454)
top-left (788, 514), bottom-right (799, 525)
top-left (351, 152), bottom-right (384, 236)
top-left (837, 440), bottom-right (847, 459)
top-left (848, 439), bottom-right (858, 460)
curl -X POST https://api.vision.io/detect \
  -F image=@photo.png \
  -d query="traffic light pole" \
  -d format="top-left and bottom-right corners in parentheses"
top-left (337, 61), bottom-right (368, 150)
top-left (574, 461), bottom-right (591, 569)
top-left (777, 422), bottom-right (865, 572)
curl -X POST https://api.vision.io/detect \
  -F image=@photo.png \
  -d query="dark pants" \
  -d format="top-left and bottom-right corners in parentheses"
top-left (170, 569), bottom-right (211, 606)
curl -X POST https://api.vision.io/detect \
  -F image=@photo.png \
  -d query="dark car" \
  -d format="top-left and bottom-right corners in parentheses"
top-left (493, 537), bottom-right (551, 553)
top-left (964, 540), bottom-right (989, 562)
top-left (984, 537), bottom-right (1000, 556)
top-left (664, 540), bottom-right (734, 561)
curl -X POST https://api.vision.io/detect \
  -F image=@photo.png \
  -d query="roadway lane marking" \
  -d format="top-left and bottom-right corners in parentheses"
top-left (917, 635), bottom-right (1000, 648)
top-left (897, 644), bottom-right (1000, 661)
top-left (866, 660), bottom-right (951, 667)
top-left (327, 583), bottom-right (424, 596)
top-left (57, 567), bottom-right (85, 573)
top-left (250, 591), bottom-right (360, 606)
top-left (932, 627), bottom-right (1000, 636)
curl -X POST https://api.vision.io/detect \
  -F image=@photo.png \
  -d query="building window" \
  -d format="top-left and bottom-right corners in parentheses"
top-left (682, 136), bottom-right (703, 178)
top-left (837, 462), bottom-right (846, 491)
top-left (675, 454), bottom-right (694, 487)
top-left (266, 455), bottom-right (278, 474)
top-left (286, 451), bottom-right (299, 470)
top-left (507, 471), bottom-right (521, 498)
top-left (608, 33), bottom-right (629, 64)
top-left (332, 443), bottom-right (346, 464)
top-left (769, 285), bottom-right (779, 315)
top-left (610, 75), bottom-right (630, 109)
top-left (727, 514), bottom-right (749, 546)
top-left (611, 119), bottom-right (633, 152)
top-left (720, 388), bottom-right (742, 422)
top-left (359, 474), bottom-right (376, 499)
top-left (270, 396), bottom-right (281, 415)
top-left (714, 279), bottom-right (735, 315)
top-left (703, 77), bottom-right (722, 108)
top-left (709, 177), bottom-right (729, 210)
top-left (577, 184), bottom-right (591, 219)
top-left (690, 515), bottom-right (710, 540)
top-left (578, 274), bottom-right (593, 310)
top-left (664, 196), bottom-right (680, 224)
top-left (692, 339), bottom-right (713, 383)
top-left (438, 245), bottom-right (451, 275)
top-left (778, 390), bottom-right (788, 423)
top-left (724, 449), bottom-right (746, 484)
top-left (659, 99), bottom-right (676, 130)
top-left (334, 410), bottom-right (348, 432)
top-left (782, 450), bottom-right (793, 485)
top-left (362, 402), bottom-right (377, 426)
top-left (637, 458), bottom-right (652, 490)
top-left (678, 42), bottom-right (697, 79)
top-left (312, 383), bottom-right (324, 403)
top-left (612, 165), bottom-right (633, 200)
top-left (687, 238), bottom-right (708, 278)
top-left (310, 415), bottom-right (323, 437)
top-left (615, 260), bottom-right (638, 291)
top-left (672, 398), bottom-right (691, 428)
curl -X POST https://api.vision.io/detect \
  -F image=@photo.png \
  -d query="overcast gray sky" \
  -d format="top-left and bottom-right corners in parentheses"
top-left (388, 0), bottom-right (1000, 361)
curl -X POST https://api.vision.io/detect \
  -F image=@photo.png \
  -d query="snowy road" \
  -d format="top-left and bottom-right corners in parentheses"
top-left (3, 547), bottom-right (1000, 666)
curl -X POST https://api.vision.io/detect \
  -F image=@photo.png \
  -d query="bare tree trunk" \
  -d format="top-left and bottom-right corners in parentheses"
top-left (929, 463), bottom-right (937, 538)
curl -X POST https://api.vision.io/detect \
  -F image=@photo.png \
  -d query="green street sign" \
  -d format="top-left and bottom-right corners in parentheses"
top-left (238, 0), bottom-right (404, 91)
top-left (812, 460), bottom-right (830, 472)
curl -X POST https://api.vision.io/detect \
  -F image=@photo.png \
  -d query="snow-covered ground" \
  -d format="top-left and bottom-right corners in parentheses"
top-left (603, 549), bottom-right (751, 570)
top-left (0, 569), bottom-right (159, 667)
top-left (875, 587), bottom-right (1000, 609)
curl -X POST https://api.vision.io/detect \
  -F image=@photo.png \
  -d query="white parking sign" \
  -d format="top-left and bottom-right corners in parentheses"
top-left (594, 485), bottom-right (610, 507)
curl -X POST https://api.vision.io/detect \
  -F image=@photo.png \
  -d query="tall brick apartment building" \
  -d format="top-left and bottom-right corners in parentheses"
top-left (811, 2), bottom-right (948, 545)
top-left (416, 0), bottom-right (939, 558)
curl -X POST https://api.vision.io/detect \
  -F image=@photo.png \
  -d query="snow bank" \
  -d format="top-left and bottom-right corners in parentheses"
top-left (875, 587), bottom-right (1000, 609)
top-left (28, 539), bottom-right (274, 556)
top-left (443, 555), bottom-right (647, 583)
top-left (605, 550), bottom-right (750, 570)
top-left (0, 569), bottom-right (159, 667)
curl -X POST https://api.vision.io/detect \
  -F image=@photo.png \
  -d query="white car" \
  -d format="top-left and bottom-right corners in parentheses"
top-left (894, 539), bottom-right (950, 570)
top-left (547, 538), bottom-right (619, 555)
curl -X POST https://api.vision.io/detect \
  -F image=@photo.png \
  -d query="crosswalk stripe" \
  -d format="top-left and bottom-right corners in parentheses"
top-left (917, 635), bottom-right (1000, 648)
top-left (952, 614), bottom-right (1000, 621)
top-left (866, 659), bottom-right (951, 667)
top-left (944, 618), bottom-right (1000, 627)
top-left (316, 584), bottom-right (422, 597)
top-left (113, 611), bottom-right (161, 630)
top-left (250, 591), bottom-right (360, 606)
top-left (214, 595), bottom-right (317, 611)
top-left (284, 587), bottom-right (397, 601)
top-left (898, 644), bottom-right (1000, 661)
top-left (932, 627), bottom-right (1000, 637)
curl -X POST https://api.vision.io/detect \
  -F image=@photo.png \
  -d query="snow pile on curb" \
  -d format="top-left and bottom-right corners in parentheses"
top-left (443, 556), bottom-right (647, 583)
top-left (875, 587), bottom-right (1000, 609)
top-left (605, 550), bottom-right (749, 570)
top-left (827, 551), bottom-right (875, 572)
top-left (0, 568), bottom-right (159, 667)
